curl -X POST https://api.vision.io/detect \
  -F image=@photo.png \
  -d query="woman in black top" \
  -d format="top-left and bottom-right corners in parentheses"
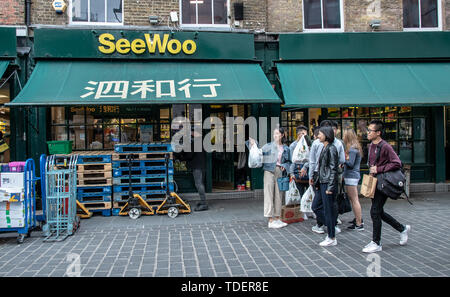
top-left (314, 126), bottom-right (339, 247)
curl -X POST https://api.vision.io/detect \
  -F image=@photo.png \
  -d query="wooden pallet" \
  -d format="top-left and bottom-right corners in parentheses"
top-left (77, 178), bottom-right (112, 186)
top-left (77, 163), bottom-right (112, 172)
top-left (81, 201), bottom-right (111, 210)
top-left (77, 171), bottom-right (112, 179)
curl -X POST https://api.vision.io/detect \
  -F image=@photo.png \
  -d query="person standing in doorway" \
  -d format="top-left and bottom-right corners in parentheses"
top-left (362, 119), bottom-right (411, 253)
top-left (249, 127), bottom-right (291, 229)
top-left (342, 129), bottom-right (364, 230)
top-left (314, 126), bottom-right (339, 246)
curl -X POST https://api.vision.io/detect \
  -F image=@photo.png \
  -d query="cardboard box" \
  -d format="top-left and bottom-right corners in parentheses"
top-left (0, 172), bottom-right (24, 188)
top-left (281, 204), bottom-right (304, 224)
top-left (0, 217), bottom-right (25, 228)
top-left (0, 202), bottom-right (25, 219)
top-left (0, 188), bottom-right (25, 202)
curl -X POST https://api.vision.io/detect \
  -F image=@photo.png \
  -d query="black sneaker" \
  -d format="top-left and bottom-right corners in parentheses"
top-left (194, 204), bottom-right (209, 211)
top-left (347, 224), bottom-right (364, 231)
top-left (348, 218), bottom-right (364, 225)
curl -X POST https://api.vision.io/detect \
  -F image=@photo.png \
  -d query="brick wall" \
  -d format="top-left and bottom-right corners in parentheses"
top-left (0, 0), bottom-right (24, 25)
top-left (345, 0), bottom-right (403, 32)
top-left (267, 0), bottom-right (302, 32)
top-left (31, 0), bottom-right (68, 25)
top-left (231, 0), bottom-right (267, 31)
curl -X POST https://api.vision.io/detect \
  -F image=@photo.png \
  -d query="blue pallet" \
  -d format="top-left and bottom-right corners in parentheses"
top-left (114, 143), bottom-right (173, 153)
top-left (111, 208), bottom-right (121, 216)
top-left (113, 166), bottom-right (174, 177)
top-left (113, 173), bottom-right (174, 184)
top-left (113, 182), bottom-right (174, 193)
top-left (55, 154), bottom-right (111, 164)
top-left (112, 159), bottom-right (172, 169)
top-left (77, 195), bottom-right (112, 203)
top-left (113, 191), bottom-right (167, 202)
top-left (77, 186), bottom-right (112, 196)
top-left (89, 209), bottom-right (112, 216)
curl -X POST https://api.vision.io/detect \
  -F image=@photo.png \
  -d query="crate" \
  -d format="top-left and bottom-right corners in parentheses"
top-left (114, 143), bottom-right (173, 153)
top-left (47, 141), bottom-right (73, 154)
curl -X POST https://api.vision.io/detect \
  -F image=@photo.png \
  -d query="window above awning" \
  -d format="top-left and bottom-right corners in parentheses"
top-left (278, 62), bottom-right (450, 107)
top-left (8, 60), bottom-right (280, 106)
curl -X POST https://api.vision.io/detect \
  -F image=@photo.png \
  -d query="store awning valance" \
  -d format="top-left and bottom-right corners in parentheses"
top-left (278, 62), bottom-right (450, 107)
top-left (8, 60), bottom-right (280, 106)
top-left (0, 61), bottom-right (9, 78)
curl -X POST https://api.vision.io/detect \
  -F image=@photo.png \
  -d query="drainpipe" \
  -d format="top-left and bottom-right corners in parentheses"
top-left (25, 0), bottom-right (31, 27)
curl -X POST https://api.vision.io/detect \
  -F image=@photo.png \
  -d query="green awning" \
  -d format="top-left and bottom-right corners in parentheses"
top-left (9, 60), bottom-right (280, 106)
top-left (278, 62), bottom-right (450, 107)
top-left (0, 61), bottom-right (9, 78)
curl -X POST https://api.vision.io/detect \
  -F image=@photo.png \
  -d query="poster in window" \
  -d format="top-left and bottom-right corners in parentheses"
top-left (140, 125), bottom-right (154, 143)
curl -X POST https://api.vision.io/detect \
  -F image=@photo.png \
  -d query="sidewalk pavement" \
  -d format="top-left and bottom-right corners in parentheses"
top-left (0, 193), bottom-right (449, 277)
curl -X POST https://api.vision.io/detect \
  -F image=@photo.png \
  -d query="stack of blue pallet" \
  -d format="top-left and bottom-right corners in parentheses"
top-left (111, 143), bottom-right (175, 215)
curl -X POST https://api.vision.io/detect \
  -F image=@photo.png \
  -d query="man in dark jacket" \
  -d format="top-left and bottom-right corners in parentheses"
top-left (183, 130), bottom-right (208, 211)
top-left (362, 119), bottom-right (411, 253)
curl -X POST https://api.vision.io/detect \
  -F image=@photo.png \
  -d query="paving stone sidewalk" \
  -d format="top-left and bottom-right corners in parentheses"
top-left (0, 193), bottom-right (449, 277)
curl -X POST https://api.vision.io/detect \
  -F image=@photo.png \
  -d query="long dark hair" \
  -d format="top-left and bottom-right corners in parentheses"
top-left (275, 127), bottom-right (287, 145)
top-left (319, 126), bottom-right (335, 144)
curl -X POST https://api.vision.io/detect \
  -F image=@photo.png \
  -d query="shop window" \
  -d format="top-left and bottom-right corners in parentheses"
top-left (0, 82), bottom-right (11, 163)
top-left (71, 0), bottom-right (123, 25)
top-left (403, 0), bottom-right (440, 30)
top-left (303, 0), bottom-right (343, 31)
top-left (181, 0), bottom-right (229, 26)
top-left (281, 110), bottom-right (306, 143)
top-left (320, 107), bottom-right (427, 166)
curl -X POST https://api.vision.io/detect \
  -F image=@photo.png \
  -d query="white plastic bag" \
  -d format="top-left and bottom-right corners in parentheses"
top-left (292, 135), bottom-right (310, 163)
top-left (248, 143), bottom-right (263, 168)
top-left (300, 185), bottom-right (315, 213)
top-left (285, 180), bottom-right (301, 205)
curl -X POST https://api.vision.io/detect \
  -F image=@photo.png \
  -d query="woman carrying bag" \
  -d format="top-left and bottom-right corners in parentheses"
top-left (313, 126), bottom-right (339, 246)
top-left (343, 129), bottom-right (364, 230)
top-left (249, 127), bottom-right (291, 229)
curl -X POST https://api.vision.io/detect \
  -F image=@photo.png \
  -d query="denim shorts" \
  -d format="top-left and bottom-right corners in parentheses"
top-left (344, 178), bottom-right (360, 186)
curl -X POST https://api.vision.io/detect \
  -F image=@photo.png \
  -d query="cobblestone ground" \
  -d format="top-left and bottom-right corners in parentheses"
top-left (0, 193), bottom-right (449, 277)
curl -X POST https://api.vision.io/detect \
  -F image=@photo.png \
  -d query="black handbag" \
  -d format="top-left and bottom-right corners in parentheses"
top-left (337, 180), bottom-right (352, 214)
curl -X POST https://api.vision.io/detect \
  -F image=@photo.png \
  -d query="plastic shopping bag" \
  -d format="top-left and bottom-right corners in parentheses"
top-left (300, 185), bottom-right (315, 213)
top-left (292, 136), bottom-right (310, 163)
top-left (248, 143), bottom-right (263, 168)
top-left (285, 180), bottom-right (301, 205)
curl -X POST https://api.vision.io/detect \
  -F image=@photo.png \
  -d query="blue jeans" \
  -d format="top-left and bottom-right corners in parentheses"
top-left (313, 184), bottom-right (337, 238)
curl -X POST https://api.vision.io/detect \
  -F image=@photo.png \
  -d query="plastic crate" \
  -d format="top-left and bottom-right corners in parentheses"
top-left (47, 141), bottom-right (73, 155)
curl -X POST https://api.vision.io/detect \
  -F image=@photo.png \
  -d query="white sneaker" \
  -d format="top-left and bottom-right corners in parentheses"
top-left (303, 213), bottom-right (308, 220)
top-left (319, 236), bottom-right (337, 247)
top-left (335, 226), bottom-right (341, 234)
top-left (362, 241), bottom-right (382, 253)
top-left (400, 225), bottom-right (411, 246)
top-left (337, 218), bottom-right (342, 225)
top-left (275, 220), bottom-right (288, 228)
top-left (312, 225), bottom-right (325, 234)
top-left (268, 221), bottom-right (278, 228)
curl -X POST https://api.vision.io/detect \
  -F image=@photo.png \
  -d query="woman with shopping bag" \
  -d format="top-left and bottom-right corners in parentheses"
top-left (249, 127), bottom-right (291, 229)
top-left (313, 126), bottom-right (339, 247)
top-left (289, 126), bottom-right (311, 197)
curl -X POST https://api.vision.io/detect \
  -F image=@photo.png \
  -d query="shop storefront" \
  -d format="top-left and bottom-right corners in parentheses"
top-left (0, 27), bottom-right (20, 164)
top-left (8, 28), bottom-right (280, 193)
top-left (277, 32), bottom-right (450, 183)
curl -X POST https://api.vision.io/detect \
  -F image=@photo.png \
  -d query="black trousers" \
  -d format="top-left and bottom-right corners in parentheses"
top-left (371, 189), bottom-right (405, 245)
top-left (193, 168), bottom-right (206, 204)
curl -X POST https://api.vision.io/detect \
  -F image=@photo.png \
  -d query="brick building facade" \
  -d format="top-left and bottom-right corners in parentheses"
top-left (1, 1), bottom-right (449, 32)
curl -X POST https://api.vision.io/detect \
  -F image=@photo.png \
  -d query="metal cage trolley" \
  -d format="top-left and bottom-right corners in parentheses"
top-left (43, 155), bottom-right (80, 242)
top-left (0, 159), bottom-right (39, 244)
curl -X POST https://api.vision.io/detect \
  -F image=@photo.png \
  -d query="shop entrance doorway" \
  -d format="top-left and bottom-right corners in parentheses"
top-left (209, 107), bottom-right (235, 190)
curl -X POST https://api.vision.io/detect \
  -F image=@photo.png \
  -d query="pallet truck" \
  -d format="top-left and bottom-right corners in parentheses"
top-left (155, 153), bottom-right (191, 218)
top-left (118, 154), bottom-right (154, 219)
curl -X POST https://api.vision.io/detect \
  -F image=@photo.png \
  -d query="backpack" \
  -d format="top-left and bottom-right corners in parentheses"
top-left (371, 142), bottom-right (413, 205)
